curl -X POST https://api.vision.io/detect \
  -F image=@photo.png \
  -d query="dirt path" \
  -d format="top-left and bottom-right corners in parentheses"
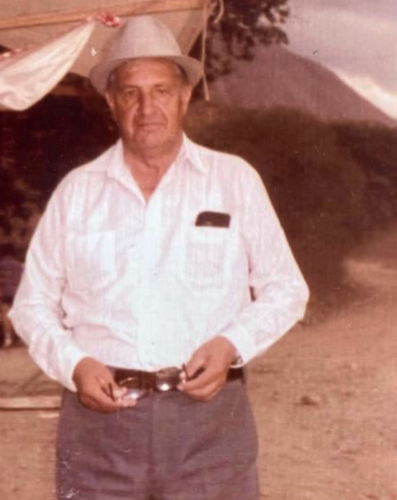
top-left (251, 228), bottom-right (397, 500)
top-left (1, 228), bottom-right (397, 500)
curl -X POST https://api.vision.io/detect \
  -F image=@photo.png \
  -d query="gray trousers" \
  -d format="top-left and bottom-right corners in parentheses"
top-left (57, 378), bottom-right (259, 500)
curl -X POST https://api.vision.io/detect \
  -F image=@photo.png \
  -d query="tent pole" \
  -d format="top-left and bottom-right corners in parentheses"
top-left (0, 0), bottom-right (209, 30)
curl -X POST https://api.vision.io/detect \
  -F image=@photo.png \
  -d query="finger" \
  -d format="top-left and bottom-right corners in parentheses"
top-left (83, 392), bottom-right (136, 413)
top-left (197, 384), bottom-right (223, 401)
top-left (95, 368), bottom-right (117, 389)
top-left (81, 382), bottom-right (136, 413)
top-left (182, 357), bottom-right (228, 389)
top-left (181, 361), bottom-right (230, 398)
top-left (181, 367), bottom-right (226, 397)
top-left (103, 381), bottom-right (129, 402)
top-left (184, 379), bottom-right (223, 401)
top-left (96, 371), bottom-right (131, 401)
top-left (97, 379), bottom-right (113, 398)
top-left (184, 352), bottom-right (207, 380)
top-left (180, 366), bottom-right (213, 391)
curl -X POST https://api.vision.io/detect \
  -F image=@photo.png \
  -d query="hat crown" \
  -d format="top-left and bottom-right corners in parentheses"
top-left (89, 15), bottom-right (203, 94)
top-left (106, 16), bottom-right (183, 62)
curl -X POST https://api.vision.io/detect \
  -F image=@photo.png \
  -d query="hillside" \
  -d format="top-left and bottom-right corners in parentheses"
top-left (2, 96), bottom-right (397, 310)
top-left (210, 45), bottom-right (395, 127)
top-left (186, 103), bottom-right (397, 310)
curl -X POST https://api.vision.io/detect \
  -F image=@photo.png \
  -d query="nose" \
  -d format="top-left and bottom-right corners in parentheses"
top-left (138, 92), bottom-right (155, 117)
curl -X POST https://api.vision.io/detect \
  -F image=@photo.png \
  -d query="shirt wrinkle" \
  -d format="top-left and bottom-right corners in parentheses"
top-left (9, 137), bottom-right (309, 392)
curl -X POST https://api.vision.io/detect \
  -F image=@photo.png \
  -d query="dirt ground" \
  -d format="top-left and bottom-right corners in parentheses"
top-left (1, 227), bottom-right (397, 500)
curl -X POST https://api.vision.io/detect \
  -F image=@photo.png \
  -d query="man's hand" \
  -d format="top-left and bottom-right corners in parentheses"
top-left (72, 357), bottom-right (136, 413)
top-left (178, 336), bottom-right (237, 401)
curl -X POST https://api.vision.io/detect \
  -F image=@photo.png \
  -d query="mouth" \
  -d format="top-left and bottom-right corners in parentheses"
top-left (137, 122), bottom-right (163, 129)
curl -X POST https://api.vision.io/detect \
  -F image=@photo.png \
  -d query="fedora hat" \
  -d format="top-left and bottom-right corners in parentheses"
top-left (89, 16), bottom-right (203, 94)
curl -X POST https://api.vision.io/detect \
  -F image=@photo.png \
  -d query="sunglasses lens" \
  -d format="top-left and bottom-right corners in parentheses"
top-left (155, 368), bottom-right (182, 391)
top-left (124, 387), bottom-right (148, 400)
top-left (118, 378), bottom-right (148, 400)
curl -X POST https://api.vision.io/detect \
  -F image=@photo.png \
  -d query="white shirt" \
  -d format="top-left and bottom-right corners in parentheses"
top-left (10, 136), bottom-right (309, 391)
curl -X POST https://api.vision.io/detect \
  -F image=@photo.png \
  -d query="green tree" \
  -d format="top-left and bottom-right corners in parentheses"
top-left (203, 0), bottom-right (289, 80)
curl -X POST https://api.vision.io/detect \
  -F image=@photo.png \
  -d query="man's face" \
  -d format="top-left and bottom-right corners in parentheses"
top-left (105, 58), bottom-right (192, 156)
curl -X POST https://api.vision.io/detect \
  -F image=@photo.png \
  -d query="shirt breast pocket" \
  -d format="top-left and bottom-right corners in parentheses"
top-left (65, 231), bottom-right (117, 293)
top-left (184, 227), bottom-right (231, 289)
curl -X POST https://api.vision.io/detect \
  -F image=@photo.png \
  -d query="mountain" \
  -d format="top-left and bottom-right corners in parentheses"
top-left (209, 45), bottom-right (395, 127)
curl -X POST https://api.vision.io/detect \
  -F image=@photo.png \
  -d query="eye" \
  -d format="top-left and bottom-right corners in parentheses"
top-left (122, 88), bottom-right (139, 100)
top-left (154, 86), bottom-right (172, 97)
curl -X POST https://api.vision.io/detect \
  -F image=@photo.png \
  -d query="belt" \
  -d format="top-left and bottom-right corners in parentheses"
top-left (113, 366), bottom-right (244, 400)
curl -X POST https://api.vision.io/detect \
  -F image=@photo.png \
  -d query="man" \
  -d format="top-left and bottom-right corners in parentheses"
top-left (10, 16), bottom-right (309, 500)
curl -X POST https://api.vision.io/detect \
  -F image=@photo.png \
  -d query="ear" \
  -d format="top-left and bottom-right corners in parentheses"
top-left (105, 89), bottom-right (116, 118)
top-left (181, 85), bottom-right (192, 115)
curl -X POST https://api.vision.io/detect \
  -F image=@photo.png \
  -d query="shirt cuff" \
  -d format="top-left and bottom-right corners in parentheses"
top-left (53, 343), bottom-right (88, 392)
top-left (219, 323), bottom-right (257, 367)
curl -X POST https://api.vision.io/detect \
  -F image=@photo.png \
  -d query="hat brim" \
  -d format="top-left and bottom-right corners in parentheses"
top-left (89, 55), bottom-right (203, 94)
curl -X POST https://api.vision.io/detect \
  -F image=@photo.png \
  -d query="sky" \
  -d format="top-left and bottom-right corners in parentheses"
top-left (286, 0), bottom-right (397, 118)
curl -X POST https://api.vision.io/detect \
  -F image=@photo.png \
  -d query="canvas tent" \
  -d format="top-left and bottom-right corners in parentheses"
top-left (0, 0), bottom-right (211, 110)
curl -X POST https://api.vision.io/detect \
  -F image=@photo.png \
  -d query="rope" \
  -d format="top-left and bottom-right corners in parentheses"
top-left (201, 2), bottom-right (210, 101)
top-left (213, 0), bottom-right (225, 24)
top-left (200, 0), bottom-right (225, 100)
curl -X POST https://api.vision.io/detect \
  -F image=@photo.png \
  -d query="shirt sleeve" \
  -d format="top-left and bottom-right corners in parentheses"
top-left (220, 166), bottom-right (310, 364)
top-left (9, 181), bottom-right (88, 391)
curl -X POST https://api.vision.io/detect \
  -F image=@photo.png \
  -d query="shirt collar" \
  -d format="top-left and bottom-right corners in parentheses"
top-left (181, 134), bottom-right (207, 175)
top-left (105, 134), bottom-right (207, 184)
top-left (106, 140), bottom-right (132, 183)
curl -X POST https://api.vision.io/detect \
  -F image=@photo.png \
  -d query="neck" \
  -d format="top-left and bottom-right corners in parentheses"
top-left (124, 135), bottom-right (183, 173)
top-left (122, 136), bottom-right (183, 201)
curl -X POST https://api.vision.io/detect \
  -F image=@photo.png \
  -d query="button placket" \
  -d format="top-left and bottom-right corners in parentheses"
top-left (136, 194), bottom-right (165, 365)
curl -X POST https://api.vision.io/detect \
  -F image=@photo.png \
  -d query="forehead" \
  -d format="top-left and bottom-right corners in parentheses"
top-left (112, 58), bottom-right (183, 87)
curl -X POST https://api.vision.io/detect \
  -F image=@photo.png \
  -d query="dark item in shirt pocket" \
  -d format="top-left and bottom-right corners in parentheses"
top-left (195, 211), bottom-right (231, 228)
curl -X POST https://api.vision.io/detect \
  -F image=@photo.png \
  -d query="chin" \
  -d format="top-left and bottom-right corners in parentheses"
top-left (135, 131), bottom-right (177, 151)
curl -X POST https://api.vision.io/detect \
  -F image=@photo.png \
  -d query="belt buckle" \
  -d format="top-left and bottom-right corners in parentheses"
top-left (155, 367), bottom-right (182, 392)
